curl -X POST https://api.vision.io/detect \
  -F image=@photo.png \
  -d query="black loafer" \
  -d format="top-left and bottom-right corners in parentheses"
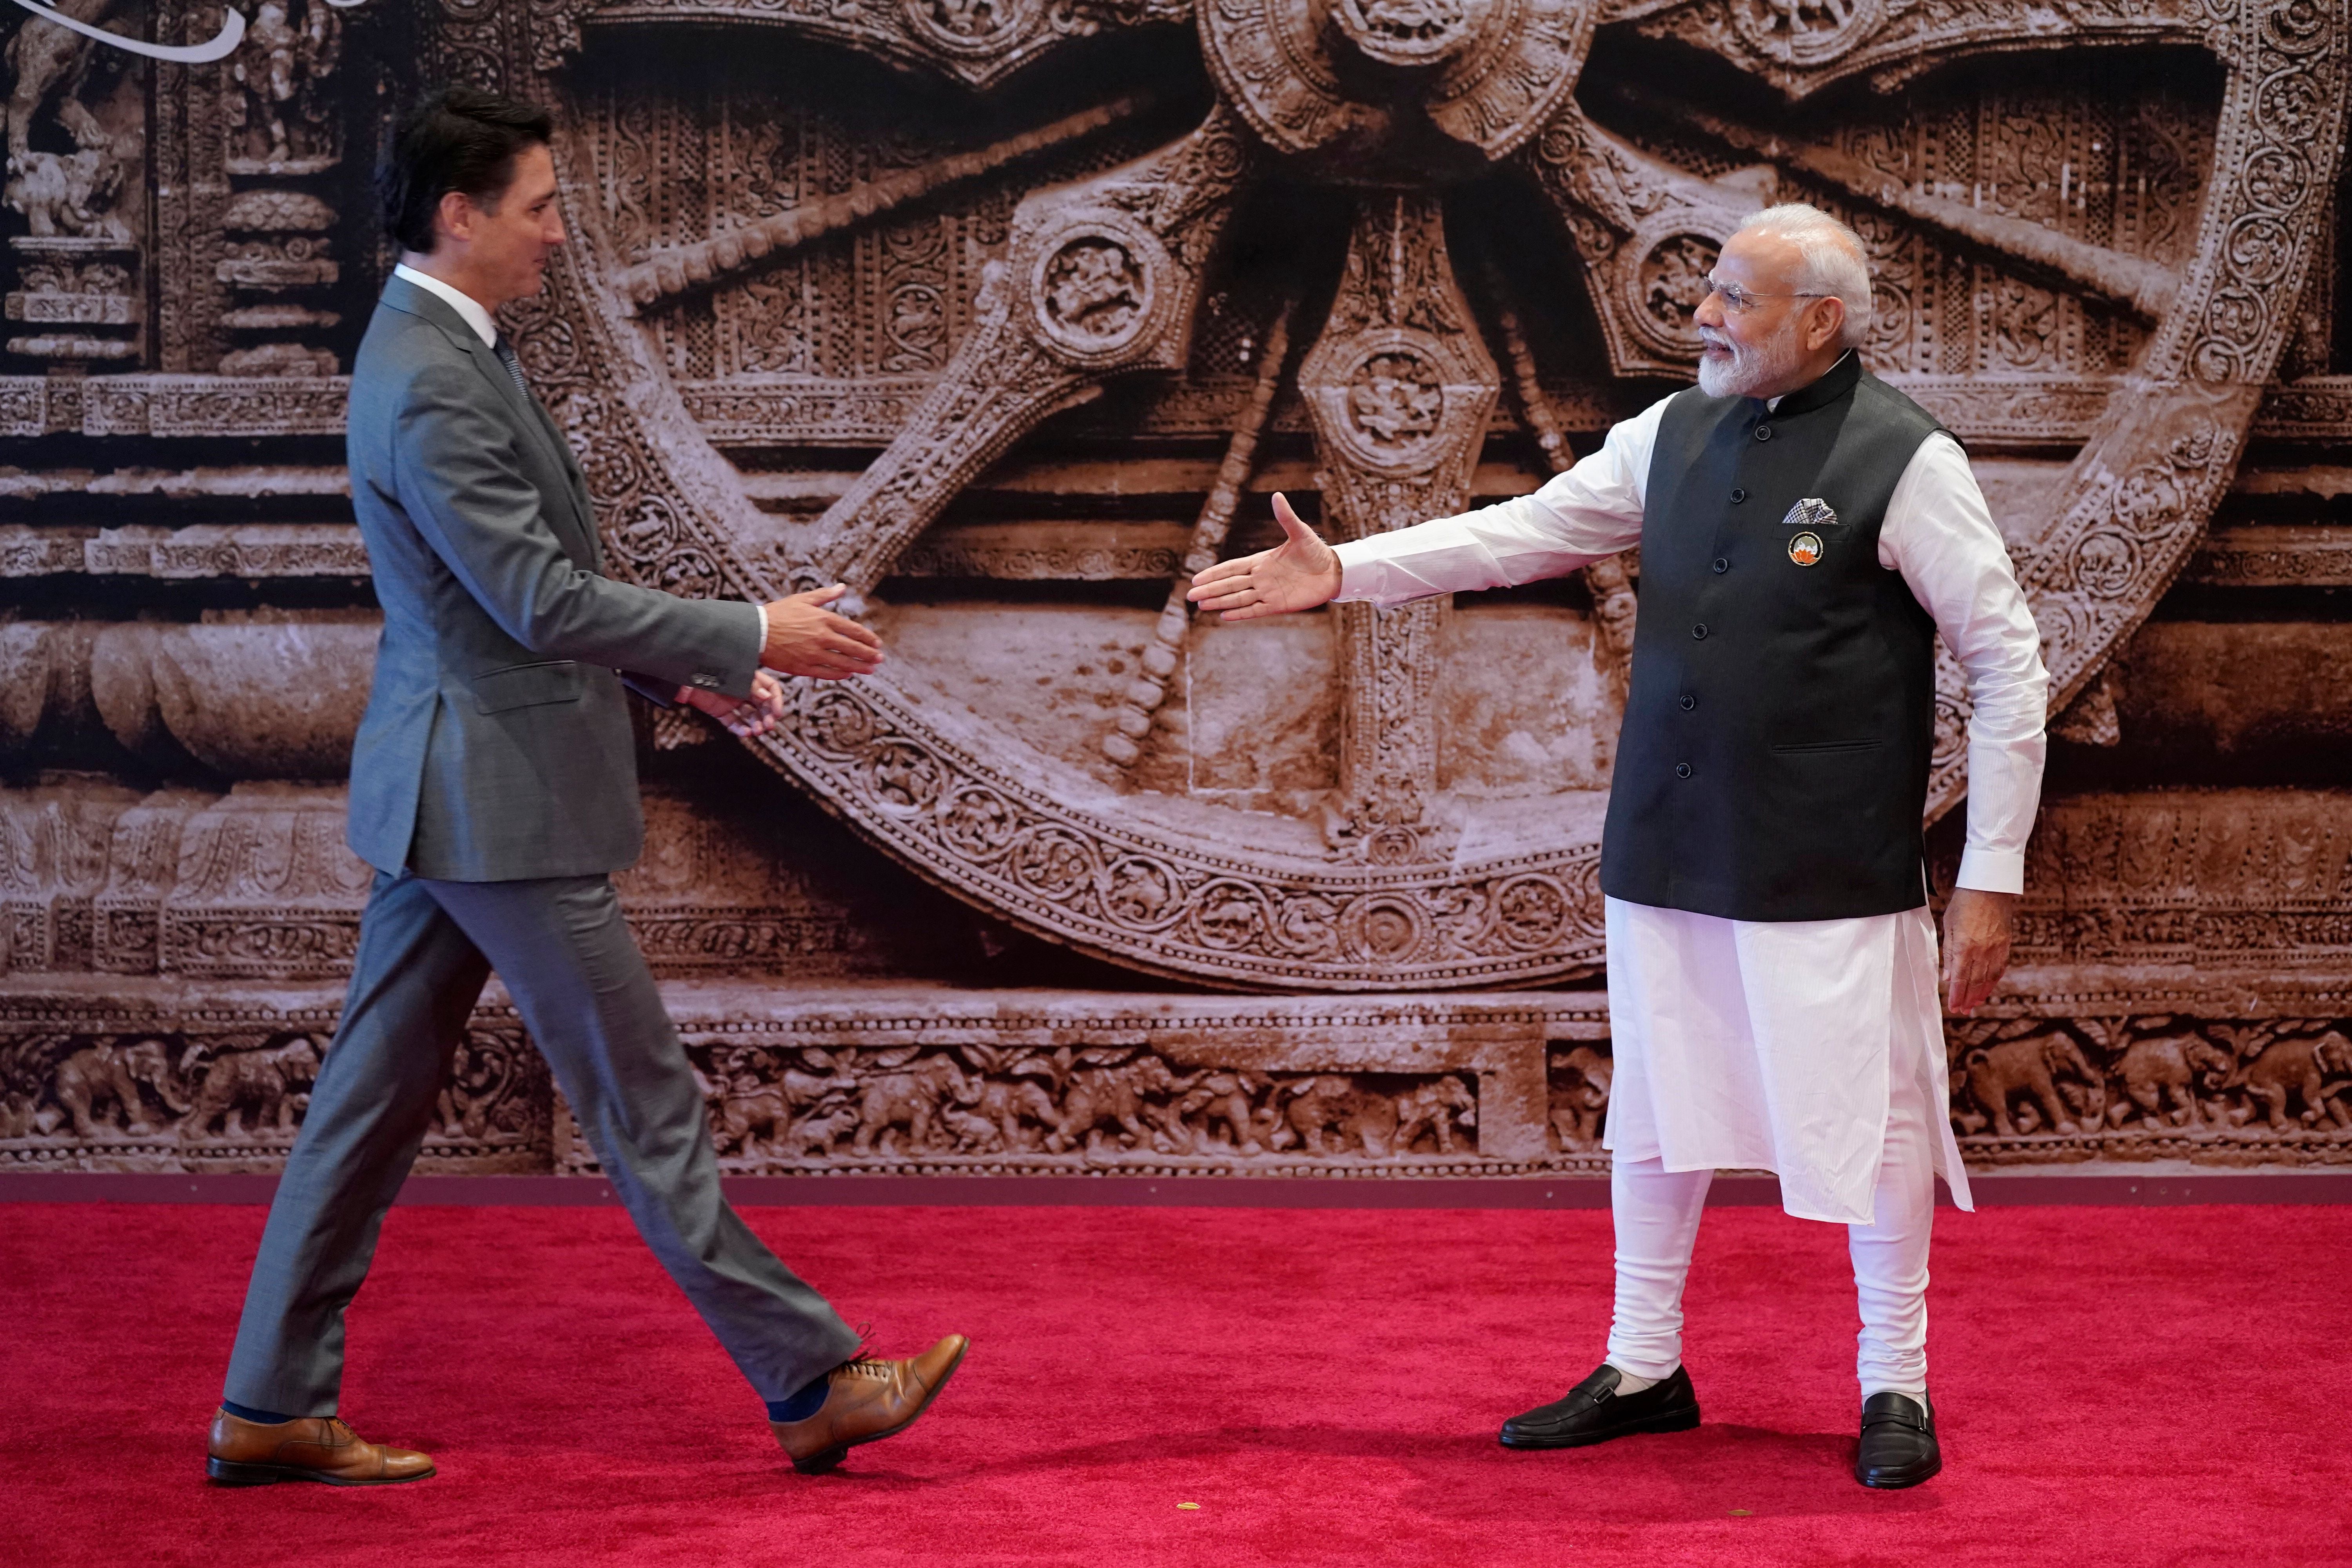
top-left (1499, 1363), bottom-right (1700, 1450)
top-left (1855, 1391), bottom-right (1941, 1488)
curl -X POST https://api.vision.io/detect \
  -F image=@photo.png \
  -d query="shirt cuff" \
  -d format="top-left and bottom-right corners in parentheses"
top-left (1954, 847), bottom-right (2025, 895)
top-left (1332, 539), bottom-right (1376, 603)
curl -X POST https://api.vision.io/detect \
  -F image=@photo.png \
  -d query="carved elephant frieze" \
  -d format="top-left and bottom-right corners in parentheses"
top-left (1960, 1030), bottom-right (2105, 1138)
top-left (51, 1036), bottom-right (187, 1137)
top-left (2108, 1031), bottom-right (2234, 1131)
top-left (183, 1035), bottom-right (322, 1138)
top-left (2229, 1032), bottom-right (2352, 1132)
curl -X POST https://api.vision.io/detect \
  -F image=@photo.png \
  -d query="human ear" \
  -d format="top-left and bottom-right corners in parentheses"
top-left (435, 189), bottom-right (474, 247)
top-left (1807, 296), bottom-right (1846, 353)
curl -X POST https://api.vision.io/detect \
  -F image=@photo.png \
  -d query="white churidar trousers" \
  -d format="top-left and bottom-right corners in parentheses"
top-left (1597, 896), bottom-right (1962, 1397)
top-left (1601, 1048), bottom-right (1938, 1397)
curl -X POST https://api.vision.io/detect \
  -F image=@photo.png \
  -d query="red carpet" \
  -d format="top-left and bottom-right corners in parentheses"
top-left (2, 1200), bottom-right (2347, 1568)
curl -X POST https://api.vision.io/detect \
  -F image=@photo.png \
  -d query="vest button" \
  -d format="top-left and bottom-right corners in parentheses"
top-left (1679, 694), bottom-right (1696, 711)
top-left (1691, 623), bottom-right (1708, 639)
top-left (1755, 425), bottom-right (1772, 441)
top-left (1730, 488), bottom-right (1747, 503)
top-left (1675, 762), bottom-right (1693, 779)
top-left (1712, 557), bottom-right (1729, 573)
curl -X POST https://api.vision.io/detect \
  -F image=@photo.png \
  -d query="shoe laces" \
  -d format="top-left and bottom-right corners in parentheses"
top-left (837, 1321), bottom-right (893, 1379)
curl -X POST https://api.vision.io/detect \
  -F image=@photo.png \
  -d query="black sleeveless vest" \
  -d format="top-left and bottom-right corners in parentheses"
top-left (1599, 353), bottom-right (1947, 922)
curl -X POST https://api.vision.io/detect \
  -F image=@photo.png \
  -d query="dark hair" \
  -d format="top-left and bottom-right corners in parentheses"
top-left (377, 84), bottom-right (554, 255)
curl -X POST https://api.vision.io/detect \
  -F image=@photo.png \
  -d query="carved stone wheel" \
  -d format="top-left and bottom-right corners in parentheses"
top-left (512, 0), bottom-right (2347, 990)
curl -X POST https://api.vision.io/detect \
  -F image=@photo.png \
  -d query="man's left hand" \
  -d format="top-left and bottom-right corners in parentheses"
top-left (678, 670), bottom-right (788, 737)
top-left (1941, 887), bottom-right (2016, 1015)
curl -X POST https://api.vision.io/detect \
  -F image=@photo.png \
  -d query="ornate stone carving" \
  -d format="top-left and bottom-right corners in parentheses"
top-left (4, 0), bottom-right (149, 363)
top-left (1947, 1014), bottom-right (2352, 1167)
top-left (546, 984), bottom-right (1579, 1174)
top-left (3, 0), bottom-right (2351, 1178)
top-left (223, 0), bottom-right (340, 173)
top-left (459, 0), bottom-right (2350, 988)
top-left (677, 1038), bottom-right (1481, 1166)
top-left (0, 985), bottom-right (552, 1172)
top-left (778, 107), bottom-right (1251, 591)
top-left (1519, 105), bottom-right (1761, 376)
top-left (1631, 0), bottom-right (2210, 98)
top-left (572, 0), bottom-right (1189, 87)
top-left (1298, 195), bottom-right (1499, 860)
top-left (1198, 0), bottom-right (1593, 172)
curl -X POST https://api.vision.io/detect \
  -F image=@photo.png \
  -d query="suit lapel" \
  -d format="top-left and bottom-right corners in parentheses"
top-left (380, 276), bottom-right (601, 564)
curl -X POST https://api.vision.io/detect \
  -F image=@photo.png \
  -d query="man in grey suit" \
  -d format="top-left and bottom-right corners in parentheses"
top-left (206, 85), bottom-right (965, 1486)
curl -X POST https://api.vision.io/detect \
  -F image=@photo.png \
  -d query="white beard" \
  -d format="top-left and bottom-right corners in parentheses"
top-left (1696, 316), bottom-right (1808, 399)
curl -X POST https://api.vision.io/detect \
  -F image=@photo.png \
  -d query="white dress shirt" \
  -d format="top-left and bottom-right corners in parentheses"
top-left (393, 262), bottom-right (497, 346)
top-left (1333, 388), bottom-right (2048, 893)
top-left (1330, 375), bottom-right (2049, 1220)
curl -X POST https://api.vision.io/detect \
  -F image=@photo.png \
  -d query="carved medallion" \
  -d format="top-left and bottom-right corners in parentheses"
top-left (1728, 0), bottom-right (1884, 66)
top-left (1032, 231), bottom-right (1158, 359)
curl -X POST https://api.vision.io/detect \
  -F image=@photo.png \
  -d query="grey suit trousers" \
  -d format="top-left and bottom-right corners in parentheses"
top-left (222, 870), bottom-right (860, 1414)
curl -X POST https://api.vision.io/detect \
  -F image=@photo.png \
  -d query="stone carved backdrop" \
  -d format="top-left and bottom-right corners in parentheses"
top-left (3, 0), bottom-right (2350, 1179)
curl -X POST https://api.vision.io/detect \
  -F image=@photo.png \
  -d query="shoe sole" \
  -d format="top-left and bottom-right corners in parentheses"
top-left (1497, 1403), bottom-right (1702, 1450)
top-left (1857, 1452), bottom-right (1942, 1490)
top-left (791, 1338), bottom-right (971, 1476)
top-left (205, 1456), bottom-right (436, 1487)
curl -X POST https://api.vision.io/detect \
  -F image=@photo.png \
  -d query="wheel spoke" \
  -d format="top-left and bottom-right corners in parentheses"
top-left (1103, 299), bottom-right (1296, 769)
top-left (1481, 256), bottom-right (1639, 712)
top-left (1613, 0), bottom-right (2210, 100)
top-left (796, 109), bottom-right (1254, 592)
top-left (616, 98), bottom-right (1152, 314)
top-left (1518, 105), bottom-right (1760, 376)
top-left (1295, 195), bottom-right (1501, 862)
top-left (1612, 85), bottom-right (2178, 319)
top-left (575, 0), bottom-right (1195, 89)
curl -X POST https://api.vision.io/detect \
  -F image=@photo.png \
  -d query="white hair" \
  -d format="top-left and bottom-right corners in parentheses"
top-left (1735, 203), bottom-right (1873, 348)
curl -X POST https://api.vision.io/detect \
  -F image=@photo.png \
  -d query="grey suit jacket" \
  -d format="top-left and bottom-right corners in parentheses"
top-left (345, 274), bottom-right (761, 881)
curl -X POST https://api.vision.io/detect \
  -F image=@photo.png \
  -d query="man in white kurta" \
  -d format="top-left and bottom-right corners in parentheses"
top-left (1191, 205), bottom-right (2046, 1490)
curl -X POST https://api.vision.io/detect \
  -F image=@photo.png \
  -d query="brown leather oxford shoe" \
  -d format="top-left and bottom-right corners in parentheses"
top-left (770, 1334), bottom-right (969, 1475)
top-left (205, 1408), bottom-right (437, 1486)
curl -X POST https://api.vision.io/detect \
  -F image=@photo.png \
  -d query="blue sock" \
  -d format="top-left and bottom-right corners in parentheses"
top-left (765, 1376), bottom-right (830, 1423)
top-left (221, 1399), bottom-right (295, 1425)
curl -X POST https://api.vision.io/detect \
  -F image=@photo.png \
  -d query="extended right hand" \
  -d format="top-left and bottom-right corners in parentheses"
top-left (1185, 493), bottom-right (1342, 621)
top-left (761, 584), bottom-right (884, 679)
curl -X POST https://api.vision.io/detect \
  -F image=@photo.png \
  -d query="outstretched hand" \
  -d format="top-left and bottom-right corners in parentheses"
top-left (1185, 493), bottom-right (1342, 621)
top-left (680, 670), bottom-right (789, 737)
top-left (1941, 887), bottom-right (2016, 1015)
top-left (761, 584), bottom-right (884, 680)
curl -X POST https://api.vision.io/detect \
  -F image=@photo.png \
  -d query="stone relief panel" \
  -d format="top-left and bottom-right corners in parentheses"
top-left (548, 986), bottom-right (1572, 1177)
top-left (0, 993), bottom-right (553, 1173)
top-left (2, 0), bottom-right (2351, 1177)
top-left (481, 0), bottom-right (2350, 989)
top-left (1946, 1016), bottom-right (2352, 1167)
top-left (675, 1042), bottom-right (1483, 1171)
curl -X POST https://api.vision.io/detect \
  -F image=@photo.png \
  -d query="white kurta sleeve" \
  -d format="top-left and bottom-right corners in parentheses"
top-left (1329, 396), bottom-right (1666, 607)
top-left (1878, 432), bottom-right (2049, 895)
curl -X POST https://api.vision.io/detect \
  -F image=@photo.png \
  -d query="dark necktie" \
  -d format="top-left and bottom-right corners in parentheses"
top-left (493, 334), bottom-right (528, 400)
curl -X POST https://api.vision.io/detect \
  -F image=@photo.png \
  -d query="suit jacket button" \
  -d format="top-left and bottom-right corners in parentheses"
top-left (1675, 762), bottom-right (1693, 779)
top-left (1730, 488), bottom-right (1747, 503)
top-left (1679, 694), bottom-right (1696, 711)
top-left (1691, 623), bottom-right (1708, 639)
top-left (691, 673), bottom-right (719, 689)
top-left (1755, 425), bottom-right (1773, 441)
top-left (1712, 557), bottom-right (1730, 573)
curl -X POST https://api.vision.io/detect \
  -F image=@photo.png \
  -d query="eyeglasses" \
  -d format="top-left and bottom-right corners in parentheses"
top-left (1704, 274), bottom-right (1829, 314)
